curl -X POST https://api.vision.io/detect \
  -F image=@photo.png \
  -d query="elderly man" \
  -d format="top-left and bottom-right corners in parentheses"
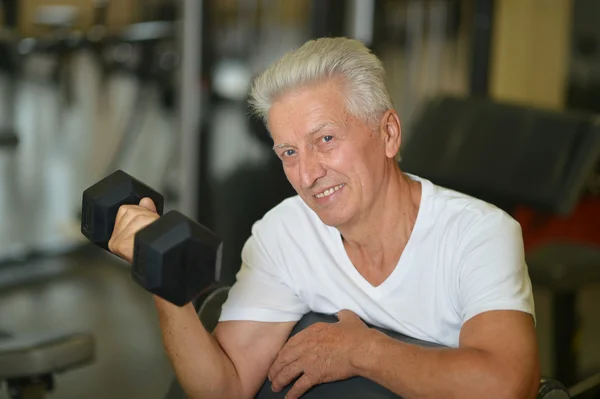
top-left (109, 37), bottom-right (540, 398)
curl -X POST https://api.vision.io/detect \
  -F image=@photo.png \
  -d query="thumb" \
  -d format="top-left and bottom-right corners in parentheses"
top-left (139, 197), bottom-right (158, 213)
top-left (336, 309), bottom-right (360, 323)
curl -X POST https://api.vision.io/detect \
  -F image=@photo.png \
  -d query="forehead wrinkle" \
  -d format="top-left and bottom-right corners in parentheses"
top-left (272, 121), bottom-right (337, 150)
top-left (269, 83), bottom-right (348, 150)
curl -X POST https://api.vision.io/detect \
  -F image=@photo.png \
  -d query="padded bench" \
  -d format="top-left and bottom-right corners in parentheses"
top-left (0, 330), bottom-right (95, 399)
top-left (526, 242), bottom-right (600, 389)
top-left (165, 286), bottom-right (571, 399)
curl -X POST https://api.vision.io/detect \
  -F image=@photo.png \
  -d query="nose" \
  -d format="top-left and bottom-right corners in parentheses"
top-left (298, 150), bottom-right (326, 189)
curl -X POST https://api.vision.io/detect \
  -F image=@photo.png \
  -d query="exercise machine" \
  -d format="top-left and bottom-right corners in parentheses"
top-left (0, 330), bottom-right (94, 399)
top-left (401, 94), bottom-right (600, 396)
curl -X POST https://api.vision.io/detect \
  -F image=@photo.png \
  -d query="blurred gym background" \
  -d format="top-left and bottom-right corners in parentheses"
top-left (0, 0), bottom-right (599, 398)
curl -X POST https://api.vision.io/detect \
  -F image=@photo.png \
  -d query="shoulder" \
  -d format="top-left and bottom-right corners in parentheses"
top-left (422, 177), bottom-right (522, 241)
top-left (417, 179), bottom-right (525, 280)
top-left (241, 195), bottom-right (329, 277)
top-left (246, 195), bottom-right (326, 257)
top-left (252, 195), bottom-right (319, 236)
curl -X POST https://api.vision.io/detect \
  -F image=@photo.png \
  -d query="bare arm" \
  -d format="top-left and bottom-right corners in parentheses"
top-left (155, 297), bottom-right (296, 399)
top-left (107, 199), bottom-right (298, 399)
top-left (353, 310), bottom-right (540, 399)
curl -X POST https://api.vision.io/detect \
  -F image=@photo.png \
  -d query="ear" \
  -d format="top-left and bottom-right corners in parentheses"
top-left (379, 110), bottom-right (402, 159)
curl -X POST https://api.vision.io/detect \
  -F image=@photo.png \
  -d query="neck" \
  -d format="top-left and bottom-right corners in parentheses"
top-left (338, 165), bottom-right (421, 270)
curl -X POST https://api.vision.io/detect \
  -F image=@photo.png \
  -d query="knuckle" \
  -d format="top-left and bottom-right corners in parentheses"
top-left (135, 212), bottom-right (156, 225)
top-left (286, 335), bottom-right (301, 347)
top-left (116, 241), bottom-right (126, 255)
top-left (280, 352), bottom-right (292, 365)
top-left (272, 376), bottom-right (284, 389)
top-left (116, 205), bottom-right (129, 219)
top-left (297, 373), bottom-right (311, 386)
top-left (301, 376), bottom-right (314, 389)
top-left (109, 238), bottom-right (124, 256)
top-left (275, 366), bottom-right (293, 385)
top-left (277, 346), bottom-right (291, 360)
top-left (312, 322), bottom-right (327, 330)
top-left (289, 376), bottom-right (312, 398)
top-left (278, 368), bottom-right (291, 382)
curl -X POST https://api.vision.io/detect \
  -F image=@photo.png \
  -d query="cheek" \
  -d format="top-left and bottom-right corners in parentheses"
top-left (282, 165), bottom-right (295, 184)
top-left (325, 144), bottom-right (355, 172)
top-left (283, 165), bottom-right (302, 191)
top-left (351, 142), bottom-right (383, 190)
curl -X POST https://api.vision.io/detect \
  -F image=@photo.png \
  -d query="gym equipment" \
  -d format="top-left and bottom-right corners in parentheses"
top-left (81, 170), bottom-right (222, 307)
top-left (81, 170), bottom-right (165, 250)
top-left (256, 312), bottom-right (571, 399)
top-left (402, 95), bottom-right (600, 392)
top-left (102, 19), bottom-right (178, 176)
top-left (0, 330), bottom-right (95, 399)
top-left (164, 286), bottom-right (570, 399)
top-left (401, 95), bottom-right (600, 215)
top-left (0, 0), bottom-right (20, 148)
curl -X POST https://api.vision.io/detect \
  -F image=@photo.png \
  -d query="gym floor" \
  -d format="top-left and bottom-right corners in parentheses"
top-left (1, 50), bottom-right (599, 399)
top-left (0, 247), bottom-right (174, 399)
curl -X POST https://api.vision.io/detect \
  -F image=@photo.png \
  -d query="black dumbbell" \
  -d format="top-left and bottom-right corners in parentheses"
top-left (81, 170), bottom-right (222, 306)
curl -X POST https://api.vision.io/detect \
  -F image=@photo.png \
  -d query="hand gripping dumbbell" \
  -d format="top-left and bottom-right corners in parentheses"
top-left (80, 170), bottom-right (222, 306)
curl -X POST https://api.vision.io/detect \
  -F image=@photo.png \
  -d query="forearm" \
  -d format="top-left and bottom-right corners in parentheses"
top-left (154, 297), bottom-right (242, 399)
top-left (353, 331), bottom-right (537, 399)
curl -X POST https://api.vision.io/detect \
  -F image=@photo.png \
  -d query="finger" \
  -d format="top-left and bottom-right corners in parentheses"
top-left (109, 207), bottom-right (131, 253)
top-left (114, 205), bottom-right (131, 232)
top-left (111, 232), bottom-right (135, 261)
top-left (282, 329), bottom-right (309, 351)
top-left (269, 324), bottom-right (322, 379)
top-left (285, 374), bottom-right (316, 399)
top-left (124, 214), bottom-right (159, 240)
top-left (114, 205), bottom-right (140, 233)
top-left (336, 309), bottom-right (359, 322)
top-left (270, 361), bottom-right (304, 393)
top-left (139, 197), bottom-right (157, 213)
top-left (268, 345), bottom-right (303, 383)
top-left (116, 206), bottom-right (157, 234)
top-left (112, 207), bottom-right (141, 244)
top-left (111, 214), bottom-right (158, 261)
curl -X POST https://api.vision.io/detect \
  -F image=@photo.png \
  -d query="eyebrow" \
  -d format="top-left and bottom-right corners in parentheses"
top-left (272, 122), bottom-right (335, 150)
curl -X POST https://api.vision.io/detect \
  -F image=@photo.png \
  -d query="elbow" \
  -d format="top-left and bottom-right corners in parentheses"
top-left (502, 379), bottom-right (540, 399)
top-left (481, 378), bottom-right (539, 399)
top-left (497, 363), bottom-right (541, 399)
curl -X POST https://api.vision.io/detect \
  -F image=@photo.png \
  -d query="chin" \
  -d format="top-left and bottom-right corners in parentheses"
top-left (300, 192), bottom-right (352, 227)
top-left (314, 209), bottom-right (350, 228)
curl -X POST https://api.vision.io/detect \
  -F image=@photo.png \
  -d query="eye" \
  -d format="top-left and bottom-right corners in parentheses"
top-left (282, 149), bottom-right (296, 157)
top-left (322, 135), bottom-right (333, 143)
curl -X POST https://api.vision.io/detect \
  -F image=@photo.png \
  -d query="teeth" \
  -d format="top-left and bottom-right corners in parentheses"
top-left (315, 184), bottom-right (344, 198)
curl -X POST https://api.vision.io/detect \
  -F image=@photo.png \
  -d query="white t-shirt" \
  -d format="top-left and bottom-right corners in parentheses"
top-left (219, 175), bottom-right (535, 348)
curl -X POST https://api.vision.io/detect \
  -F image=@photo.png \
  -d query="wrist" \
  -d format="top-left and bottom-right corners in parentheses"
top-left (154, 295), bottom-right (195, 316)
top-left (350, 328), bottom-right (386, 376)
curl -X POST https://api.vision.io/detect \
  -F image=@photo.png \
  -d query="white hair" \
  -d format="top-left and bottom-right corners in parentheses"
top-left (248, 37), bottom-right (394, 127)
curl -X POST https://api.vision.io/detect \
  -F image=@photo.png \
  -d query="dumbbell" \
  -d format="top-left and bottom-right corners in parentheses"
top-left (81, 170), bottom-right (222, 306)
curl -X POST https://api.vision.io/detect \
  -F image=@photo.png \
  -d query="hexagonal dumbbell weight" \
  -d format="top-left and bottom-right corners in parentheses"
top-left (81, 170), bottom-right (165, 250)
top-left (81, 170), bottom-right (222, 306)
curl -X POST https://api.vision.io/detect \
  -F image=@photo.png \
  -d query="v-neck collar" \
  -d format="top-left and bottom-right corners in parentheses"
top-left (328, 176), bottom-right (432, 299)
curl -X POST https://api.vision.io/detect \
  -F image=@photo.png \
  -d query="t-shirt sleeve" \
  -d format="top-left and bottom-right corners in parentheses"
top-left (219, 222), bottom-right (310, 323)
top-left (457, 212), bottom-right (535, 324)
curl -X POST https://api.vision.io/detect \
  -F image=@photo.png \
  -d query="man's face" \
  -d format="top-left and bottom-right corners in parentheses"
top-left (268, 80), bottom-right (397, 228)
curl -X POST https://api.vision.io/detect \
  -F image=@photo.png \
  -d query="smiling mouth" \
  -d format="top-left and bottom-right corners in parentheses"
top-left (314, 184), bottom-right (345, 199)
